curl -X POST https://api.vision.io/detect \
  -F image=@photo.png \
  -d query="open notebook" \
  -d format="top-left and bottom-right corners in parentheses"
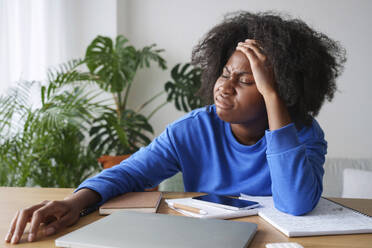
top-left (239, 194), bottom-right (372, 237)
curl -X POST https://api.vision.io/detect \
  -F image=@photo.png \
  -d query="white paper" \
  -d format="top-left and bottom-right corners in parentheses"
top-left (240, 194), bottom-right (372, 237)
top-left (165, 198), bottom-right (258, 219)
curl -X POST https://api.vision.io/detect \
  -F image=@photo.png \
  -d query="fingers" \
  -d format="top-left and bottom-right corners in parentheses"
top-left (5, 211), bottom-right (19, 243)
top-left (6, 199), bottom-right (80, 244)
top-left (236, 39), bottom-right (276, 96)
top-left (243, 39), bottom-right (265, 54)
top-left (28, 201), bottom-right (66, 242)
top-left (237, 39), bottom-right (267, 62)
top-left (43, 212), bottom-right (78, 237)
top-left (236, 45), bottom-right (258, 66)
top-left (7, 202), bottom-right (47, 244)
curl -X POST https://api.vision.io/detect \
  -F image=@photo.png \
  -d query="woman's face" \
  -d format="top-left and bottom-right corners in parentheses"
top-left (213, 51), bottom-right (267, 125)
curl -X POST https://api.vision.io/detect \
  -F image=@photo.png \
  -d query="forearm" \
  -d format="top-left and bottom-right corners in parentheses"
top-left (268, 149), bottom-right (323, 215)
top-left (263, 91), bottom-right (292, 131)
top-left (265, 123), bottom-right (326, 215)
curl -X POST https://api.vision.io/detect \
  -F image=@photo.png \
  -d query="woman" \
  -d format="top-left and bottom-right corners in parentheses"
top-left (6, 11), bottom-right (346, 244)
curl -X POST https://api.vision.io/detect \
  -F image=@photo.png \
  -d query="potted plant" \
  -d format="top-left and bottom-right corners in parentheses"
top-left (0, 35), bottom-right (203, 187)
top-left (83, 35), bottom-right (203, 156)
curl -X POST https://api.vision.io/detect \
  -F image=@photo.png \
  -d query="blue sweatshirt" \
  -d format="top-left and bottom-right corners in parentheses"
top-left (77, 105), bottom-right (327, 215)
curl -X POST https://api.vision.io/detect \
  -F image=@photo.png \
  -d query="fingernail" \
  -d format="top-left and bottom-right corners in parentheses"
top-left (46, 227), bottom-right (55, 236)
top-left (11, 235), bottom-right (18, 244)
top-left (28, 233), bottom-right (34, 242)
top-left (5, 232), bottom-right (11, 242)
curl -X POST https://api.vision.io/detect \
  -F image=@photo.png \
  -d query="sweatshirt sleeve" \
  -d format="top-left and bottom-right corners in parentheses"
top-left (75, 125), bottom-right (181, 206)
top-left (265, 120), bottom-right (327, 216)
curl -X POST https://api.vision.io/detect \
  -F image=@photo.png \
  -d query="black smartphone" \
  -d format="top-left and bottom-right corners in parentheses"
top-left (192, 194), bottom-right (259, 211)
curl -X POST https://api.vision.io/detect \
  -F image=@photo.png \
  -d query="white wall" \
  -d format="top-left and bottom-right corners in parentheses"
top-left (117, 0), bottom-right (372, 158)
top-left (63, 0), bottom-right (117, 60)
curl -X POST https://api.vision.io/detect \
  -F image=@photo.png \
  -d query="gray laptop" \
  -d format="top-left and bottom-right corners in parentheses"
top-left (55, 211), bottom-right (257, 248)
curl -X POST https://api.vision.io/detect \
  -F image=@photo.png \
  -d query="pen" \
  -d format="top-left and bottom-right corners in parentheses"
top-left (169, 202), bottom-right (208, 215)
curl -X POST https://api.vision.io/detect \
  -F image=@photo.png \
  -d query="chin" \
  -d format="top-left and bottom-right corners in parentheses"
top-left (215, 107), bottom-right (238, 123)
top-left (216, 106), bottom-right (268, 126)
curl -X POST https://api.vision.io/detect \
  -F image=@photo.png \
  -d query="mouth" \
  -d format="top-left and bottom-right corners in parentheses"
top-left (215, 95), bottom-right (233, 110)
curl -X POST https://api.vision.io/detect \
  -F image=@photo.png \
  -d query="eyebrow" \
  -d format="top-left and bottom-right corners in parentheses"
top-left (224, 66), bottom-right (252, 76)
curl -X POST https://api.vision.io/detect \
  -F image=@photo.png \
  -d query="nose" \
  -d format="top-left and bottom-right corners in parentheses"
top-left (219, 78), bottom-right (235, 96)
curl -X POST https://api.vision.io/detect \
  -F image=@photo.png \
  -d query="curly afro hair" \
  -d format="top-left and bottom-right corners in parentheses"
top-left (192, 11), bottom-right (346, 126)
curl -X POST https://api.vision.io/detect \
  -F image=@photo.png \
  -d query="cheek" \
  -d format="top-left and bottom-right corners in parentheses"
top-left (251, 92), bottom-right (265, 105)
top-left (213, 80), bottom-right (222, 96)
top-left (238, 91), bottom-right (266, 113)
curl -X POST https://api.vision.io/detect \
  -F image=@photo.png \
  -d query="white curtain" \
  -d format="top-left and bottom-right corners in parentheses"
top-left (0, 0), bottom-right (68, 95)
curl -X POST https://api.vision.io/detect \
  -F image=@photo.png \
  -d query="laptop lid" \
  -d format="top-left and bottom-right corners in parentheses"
top-left (55, 210), bottom-right (257, 248)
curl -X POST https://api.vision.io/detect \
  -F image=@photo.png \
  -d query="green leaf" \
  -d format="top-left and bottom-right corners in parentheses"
top-left (137, 44), bottom-right (167, 70)
top-left (89, 109), bottom-right (153, 155)
top-left (85, 35), bottom-right (138, 93)
top-left (164, 63), bottom-right (204, 112)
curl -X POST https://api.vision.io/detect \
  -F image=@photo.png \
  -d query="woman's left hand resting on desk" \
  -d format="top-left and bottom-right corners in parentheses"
top-left (5, 188), bottom-right (100, 244)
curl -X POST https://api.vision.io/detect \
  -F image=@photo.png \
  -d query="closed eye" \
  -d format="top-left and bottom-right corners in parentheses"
top-left (221, 67), bottom-right (231, 79)
top-left (221, 71), bottom-right (230, 79)
top-left (239, 81), bottom-right (254, 85)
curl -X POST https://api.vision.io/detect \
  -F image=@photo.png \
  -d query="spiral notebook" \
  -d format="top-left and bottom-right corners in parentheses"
top-left (239, 194), bottom-right (372, 237)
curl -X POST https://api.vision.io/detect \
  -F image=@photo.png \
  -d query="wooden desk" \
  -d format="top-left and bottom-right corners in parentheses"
top-left (1, 187), bottom-right (372, 248)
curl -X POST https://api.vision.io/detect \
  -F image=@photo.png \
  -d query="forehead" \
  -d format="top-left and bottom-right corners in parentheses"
top-left (225, 51), bottom-right (252, 72)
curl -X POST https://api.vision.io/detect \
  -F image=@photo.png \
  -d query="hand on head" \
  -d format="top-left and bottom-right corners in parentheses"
top-left (5, 199), bottom-right (80, 244)
top-left (236, 39), bottom-right (276, 97)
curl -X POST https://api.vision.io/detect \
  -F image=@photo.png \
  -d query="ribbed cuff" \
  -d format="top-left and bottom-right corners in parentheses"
top-left (265, 123), bottom-right (300, 154)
